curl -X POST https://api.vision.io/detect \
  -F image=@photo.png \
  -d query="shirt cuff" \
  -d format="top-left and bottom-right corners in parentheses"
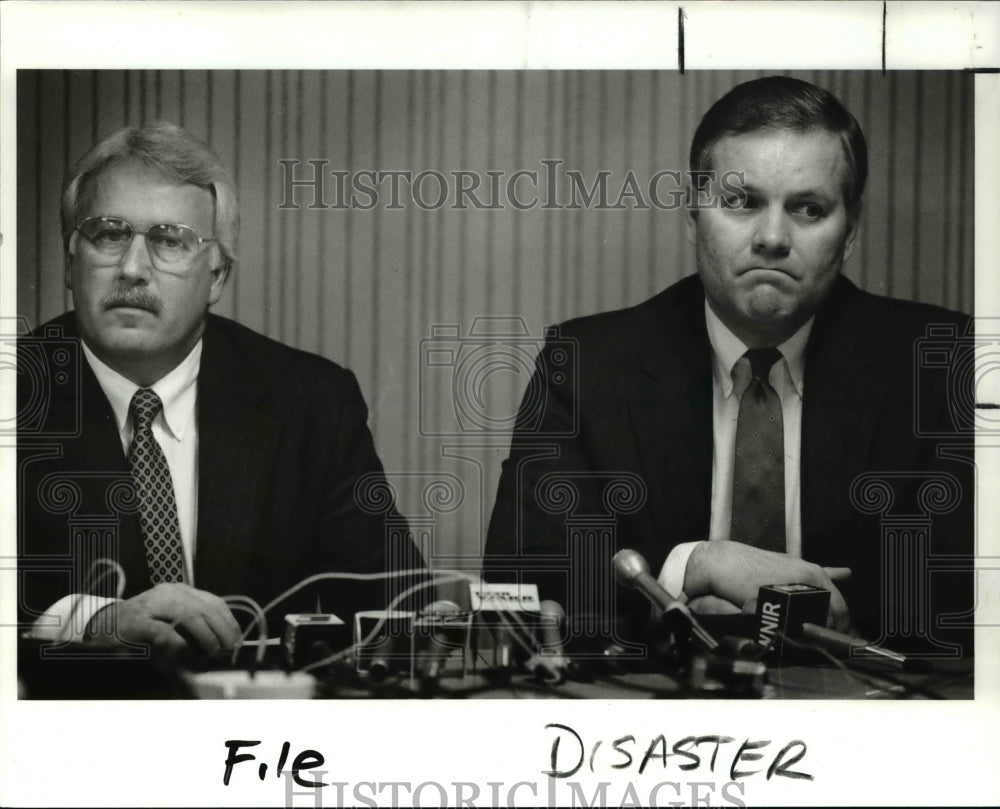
top-left (29, 595), bottom-right (119, 643)
top-left (657, 542), bottom-right (703, 604)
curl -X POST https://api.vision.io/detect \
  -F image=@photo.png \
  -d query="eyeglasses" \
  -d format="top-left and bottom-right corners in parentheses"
top-left (74, 217), bottom-right (218, 271)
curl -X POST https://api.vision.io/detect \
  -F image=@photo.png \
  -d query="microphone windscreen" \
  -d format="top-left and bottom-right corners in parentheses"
top-left (422, 600), bottom-right (462, 618)
top-left (417, 600), bottom-right (465, 653)
top-left (529, 600), bottom-right (569, 683)
top-left (537, 600), bottom-right (566, 651)
top-left (415, 600), bottom-right (468, 680)
top-left (611, 549), bottom-right (649, 586)
top-left (538, 599), bottom-right (565, 621)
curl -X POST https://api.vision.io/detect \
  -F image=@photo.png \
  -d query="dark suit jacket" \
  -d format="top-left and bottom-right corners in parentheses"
top-left (485, 275), bottom-right (974, 654)
top-left (17, 312), bottom-right (424, 636)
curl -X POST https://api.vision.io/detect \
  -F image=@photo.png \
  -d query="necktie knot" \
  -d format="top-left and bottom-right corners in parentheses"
top-left (130, 388), bottom-right (163, 432)
top-left (744, 347), bottom-right (782, 385)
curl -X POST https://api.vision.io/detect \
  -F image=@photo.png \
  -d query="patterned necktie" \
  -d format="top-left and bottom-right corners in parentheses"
top-left (731, 347), bottom-right (785, 551)
top-left (128, 388), bottom-right (186, 583)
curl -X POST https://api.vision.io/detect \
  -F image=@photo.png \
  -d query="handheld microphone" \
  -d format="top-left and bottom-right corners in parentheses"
top-left (469, 582), bottom-right (540, 675)
top-left (526, 600), bottom-right (570, 684)
top-left (753, 584), bottom-right (831, 656)
top-left (353, 610), bottom-right (414, 682)
top-left (751, 585), bottom-right (925, 671)
top-left (799, 623), bottom-right (926, 672)
top-left (611, 549), bottom-right (680, 611)
top-left (415, 600), bottom-right (465, 684)
top-left (612, 549), bottom-right (718, 654)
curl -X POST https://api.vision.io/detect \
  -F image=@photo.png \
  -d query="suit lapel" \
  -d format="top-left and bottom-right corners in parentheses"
top-left (626, 279), bottom-right (714, 561)
top-left (193, 320), bottom-right (279, 596)
top-left (622, 275), bottom-right (888, 570)
top-left (800, 279), bottom-right (887, 563)
top-left (32, 316), bottom-right (150, 595)
top-left (75, 357), bottom-right (152, 593)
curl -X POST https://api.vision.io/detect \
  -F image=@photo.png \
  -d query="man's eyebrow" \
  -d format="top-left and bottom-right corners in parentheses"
top-left (727, 180), bottom-right (838, 201)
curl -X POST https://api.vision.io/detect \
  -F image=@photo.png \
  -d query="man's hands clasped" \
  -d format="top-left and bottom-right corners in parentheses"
top-left (86, 583), bottom-right (242, 659)
top-left (683, 540), bottom-right (852, 632)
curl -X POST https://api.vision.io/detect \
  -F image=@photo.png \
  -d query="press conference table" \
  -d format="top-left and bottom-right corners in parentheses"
top-left (17, 637), bottom-right (973, 700)
top-left (296, 652), bottom-right (975, 700)
top-left (458, 664), bottom-right (974, 700)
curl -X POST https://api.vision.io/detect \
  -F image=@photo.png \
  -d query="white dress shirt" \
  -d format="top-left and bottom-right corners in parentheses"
top-left (657, 301), bottom-right (813, 600)
top-left (31, 340), bottom-right (202, 641)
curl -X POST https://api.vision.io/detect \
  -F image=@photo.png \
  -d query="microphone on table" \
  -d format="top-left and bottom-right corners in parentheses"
top-left (526, 600), bottom-right (570, 684)
top-left (611, 548), bottom-right (680, 612)
top-left (799, 623), bottom-right (928, 672)
top-left (415, 600), bottom-right (465, 686)
top-left (753, 583), bottom-right (831, 656)
top-left (468, 581), bottom-right (541, 678)
top-left (612, 549), bottom-right (775, 694)
top-left (353, 610), bottom-right (414, 684)
top-left (611, 549), bottom-right (718, 654)
top-left (748, 584), bottom-right (926, 671)
top-left (283, 613), bottom-right (348, 671)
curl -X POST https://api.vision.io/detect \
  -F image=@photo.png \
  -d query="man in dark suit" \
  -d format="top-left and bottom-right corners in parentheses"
top-left (485, 77), bottom-right (974, 656)
top-left (18, 122), bottom-right (423, 662)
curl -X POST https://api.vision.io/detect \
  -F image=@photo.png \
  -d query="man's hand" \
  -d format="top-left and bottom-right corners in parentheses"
top-left (86, 583), bottom-right (242, 658)
top-left (684, 540), bottom-right (852, 632)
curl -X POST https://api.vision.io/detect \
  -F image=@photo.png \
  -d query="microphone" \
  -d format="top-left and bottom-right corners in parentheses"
top-left (751, 585), bottom-right (926, 671)
top-left (799, 623), bottom-right (927, 672)
top-left (753, 584), bottom-right (831, 656)
top-left (353, 610), bottom-right (414, 683)
top-left (611, 549), bottom-right (681, 612)
top-left (415, 600), bottom-right (465, 684)
top-left (526, 600), bottom-right (570, 684)
top-left (537, 600), bottom-right (567, 654)
top-left (612, 549), bottom-right (718, 654)
top-left (469, 581), bottom-right (540, 676)
top-left (283, 613), bottom-right (348, 670)
top-left (367, 656), bottom-right (394, 684)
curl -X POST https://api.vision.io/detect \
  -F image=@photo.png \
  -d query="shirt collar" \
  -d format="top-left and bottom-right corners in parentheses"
top-left (703, 299), bottom-right (812, 399)
top-left (81, 340), bottom-right (202, 441)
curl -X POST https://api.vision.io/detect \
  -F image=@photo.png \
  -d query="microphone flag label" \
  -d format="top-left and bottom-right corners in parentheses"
top-left (755, 584), bottom-right (831, 654)
top-left (469, 582), bottom-right (541, 612)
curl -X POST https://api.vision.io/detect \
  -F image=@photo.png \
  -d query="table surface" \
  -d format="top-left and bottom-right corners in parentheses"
top-left (301, 657), bottom-right (973, 700)
top-left (17, 636), bottom-right (974, 700)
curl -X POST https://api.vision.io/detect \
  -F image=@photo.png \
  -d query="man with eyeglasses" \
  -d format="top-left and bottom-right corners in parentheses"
top-left (18, 122), bottom-right (423, 664)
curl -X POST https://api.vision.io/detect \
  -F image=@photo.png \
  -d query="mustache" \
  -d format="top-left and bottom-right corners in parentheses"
top-left (101, 288), bottom-right (162, 314)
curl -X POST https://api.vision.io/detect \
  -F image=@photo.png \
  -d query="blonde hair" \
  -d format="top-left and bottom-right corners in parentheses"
top-left (62, 121), bottom-right (239, 269)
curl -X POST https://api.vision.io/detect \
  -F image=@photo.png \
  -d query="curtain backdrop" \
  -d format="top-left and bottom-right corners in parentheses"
top-left (16, 69), bottom-right (975, 569)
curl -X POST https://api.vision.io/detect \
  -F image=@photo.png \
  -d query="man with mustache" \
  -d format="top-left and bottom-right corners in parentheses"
top-left (485, 76), bottom-right (974, 656)
top-left (18, 123), bottom-right (423, 666)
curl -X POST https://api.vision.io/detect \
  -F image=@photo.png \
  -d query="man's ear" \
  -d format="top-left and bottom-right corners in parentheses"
top-left (843, 200), bottom-right (862, 262)
top-left (685, 189), bottom-right (699, 246)
top-left (64, 239), bottom-right (75, 291)
top-left (207, 259), bottom-right (231, 306)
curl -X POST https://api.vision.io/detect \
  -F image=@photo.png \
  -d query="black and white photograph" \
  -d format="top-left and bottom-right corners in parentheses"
top-left (1, 3), bottom-right (998, 807)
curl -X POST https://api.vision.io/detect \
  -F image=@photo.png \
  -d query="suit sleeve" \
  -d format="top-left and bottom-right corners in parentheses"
top-left (484, 334), bottom-right (649, 633)
top-left (830, 313), bottom-right (976, 656)
top-left (309, 368), bottom-right (429, 615)
top-left (484, 338), bottom-right (581, 609)
top-left (908, 315), bottom-right (975, 656)
top-left (896, 313), bottom-right (974, 657)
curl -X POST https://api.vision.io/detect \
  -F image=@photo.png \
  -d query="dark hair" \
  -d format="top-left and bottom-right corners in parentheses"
top-left (689, 76), bottom-right (868, 209)
top-left (62, 121), bottom-right (239, 268)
